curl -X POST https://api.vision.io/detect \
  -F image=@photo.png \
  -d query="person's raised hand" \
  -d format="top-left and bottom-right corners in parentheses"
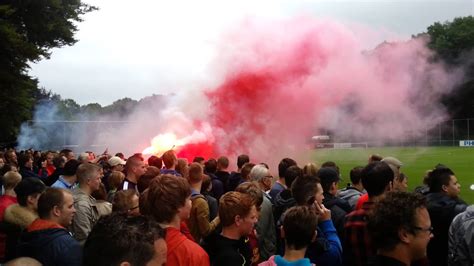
top-left (314, 201), bottom-right (331, 221)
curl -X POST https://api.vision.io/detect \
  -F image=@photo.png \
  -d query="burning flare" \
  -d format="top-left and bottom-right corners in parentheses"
top-left (142, 133), bottom-right (182, 155)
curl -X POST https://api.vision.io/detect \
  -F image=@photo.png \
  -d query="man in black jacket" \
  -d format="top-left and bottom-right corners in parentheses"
top-left (228, 154), bottom-right (250, 192)
top-left (215, 156), bottom-right (231, 192)
top-left (318, 167), bottom-right (352, 239)
top-left (205, 191), bottom-right (257, 266)
top-left (18, 188), bottom-right (81, 266)
top-left (425, 166), bottom-right (467, 266)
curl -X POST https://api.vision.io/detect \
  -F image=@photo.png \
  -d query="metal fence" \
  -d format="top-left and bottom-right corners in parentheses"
top-left (367, 118), bottom-right (474, 147)
top-left (11, 118), bottom-right (474, 150)
top-left (430, 118), bottom-right (474, 146)
top-left (16, 120), bottom-right (132, 151)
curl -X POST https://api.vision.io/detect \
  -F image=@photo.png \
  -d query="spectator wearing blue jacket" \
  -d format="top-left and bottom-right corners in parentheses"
top-left (18, 188), bottom-right (81, 266)
top-left (278, 175), bottom-right (343, 266)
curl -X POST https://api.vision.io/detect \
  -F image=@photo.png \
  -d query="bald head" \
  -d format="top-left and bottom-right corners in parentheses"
top-left (5, 257), bottom-right (42, 266)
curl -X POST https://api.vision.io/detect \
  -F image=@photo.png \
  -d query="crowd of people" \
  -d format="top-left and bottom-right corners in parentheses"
top-left (0, 148), bottom-right (471, 266)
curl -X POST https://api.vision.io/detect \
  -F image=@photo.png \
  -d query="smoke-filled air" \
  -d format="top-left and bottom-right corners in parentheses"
top-left (19, 17), bottom-right (463, 165)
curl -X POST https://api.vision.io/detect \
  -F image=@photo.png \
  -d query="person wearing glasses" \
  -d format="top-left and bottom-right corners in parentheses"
top-left (249, 164), bottom-right (277, 261)
top-left (368, 192), bottom-right (433, 266)
top-left (112, 189), bottom-right (140, 216)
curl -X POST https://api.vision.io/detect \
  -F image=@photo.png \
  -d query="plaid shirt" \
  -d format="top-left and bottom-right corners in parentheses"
top-left (343, 201), bottom-right (375, 266)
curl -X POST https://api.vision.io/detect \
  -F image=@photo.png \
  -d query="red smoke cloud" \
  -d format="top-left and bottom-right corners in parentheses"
top-left (177, 141), bottom-right (215, 161)
top-left (178, 18), bottom-right (457, 164)
top-left (135, 18), bottom-right (460, 164)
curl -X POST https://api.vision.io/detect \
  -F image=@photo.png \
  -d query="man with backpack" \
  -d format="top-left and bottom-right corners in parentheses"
top-left (186, 163), bottom-right (220, 244)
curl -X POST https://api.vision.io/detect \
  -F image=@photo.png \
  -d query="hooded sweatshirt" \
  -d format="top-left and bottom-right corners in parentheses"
top-left (322, 192), bottom-right (352, 239)
top-left (273, 190), bottom-right (296, 256)
top-left (273, 190), bottom-right (296, 224)
top-left (17, 219), bottom-right (81, 266)
top-left (338, 187), bottom-right (364, 210)
top-left (448, 205), bottom-right (474, 266)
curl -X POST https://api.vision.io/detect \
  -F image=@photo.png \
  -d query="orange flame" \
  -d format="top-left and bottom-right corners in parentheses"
top-left (142, 133), bottom-right (185, 155)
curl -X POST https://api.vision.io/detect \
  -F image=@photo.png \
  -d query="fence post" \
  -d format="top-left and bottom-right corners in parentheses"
top-left (468, 118), bottom-right (470, 140)
top-left (439, 123), bottom-right (441, 145)
top-left (452, 119), bottom-right (455, 146)
top-left (425, 127), bottom-right (428, 146)
top-left (63, 122), bottom-right (66, 148)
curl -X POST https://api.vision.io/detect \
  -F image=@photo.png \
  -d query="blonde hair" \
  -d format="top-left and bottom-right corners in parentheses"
top-left (108, 171), bottom-right (125, 190)
top-left (303, 163), bottom-right (319, 176)
top-left (76, 163), bottom-right (101, 184)
top-left (2, 171), bottom-right (22, 190)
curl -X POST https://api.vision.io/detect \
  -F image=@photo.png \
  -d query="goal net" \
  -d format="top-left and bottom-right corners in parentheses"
top-left (315, 142), bottom-right (368, 149)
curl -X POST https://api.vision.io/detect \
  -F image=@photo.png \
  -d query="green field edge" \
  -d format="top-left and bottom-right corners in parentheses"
top-left (308, 147), bottom-right (474, 204)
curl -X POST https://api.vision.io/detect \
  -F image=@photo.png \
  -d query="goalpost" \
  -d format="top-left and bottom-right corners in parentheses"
top-left (314, 142), bottom-right (369, 149)
top-left (312, 135), bottom-right (368, 149)
top-left (332, 142), bottom-right (368, 149)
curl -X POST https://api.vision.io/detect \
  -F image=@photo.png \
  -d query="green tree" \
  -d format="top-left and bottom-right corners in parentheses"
top-left (34, 86), bottom-right (62, 103)
top-left (0, 0), bottom-right (96, 146)
top-left (426, 16), bottom-right (474, 118)
top-left (81, 103), bottom-right (103, 117)
top-left (103, 98), bottom-right (139, 117)
top-left (427, 16), bottom-right (474, 62)
top-left (57, 98), bottom-right (81, 120)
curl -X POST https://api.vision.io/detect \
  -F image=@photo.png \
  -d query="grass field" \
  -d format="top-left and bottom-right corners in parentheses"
top-left (308, 147), bottom-right (474, 204)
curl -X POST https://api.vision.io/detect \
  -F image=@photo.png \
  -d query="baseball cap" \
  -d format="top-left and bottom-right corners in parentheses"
top-left (382, 156), bottom-right (403, 177)
top-left (317, 167), bottom-right (340, 184)
top-left (382, 157), bottom-right (403, 168)
top-left (108, 156), bottom-right (126, 167)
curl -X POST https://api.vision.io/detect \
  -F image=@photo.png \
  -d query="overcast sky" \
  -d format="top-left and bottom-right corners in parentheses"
top-left (29, 0), bottom-right (473, 106)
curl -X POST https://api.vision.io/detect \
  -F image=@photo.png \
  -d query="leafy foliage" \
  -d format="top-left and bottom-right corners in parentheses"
top-left (427, 16), bottom-right (474, 63)
top-left (0, 0), bottom-right (96, 146)
top-left (426, 16), bottom-right (474, 118)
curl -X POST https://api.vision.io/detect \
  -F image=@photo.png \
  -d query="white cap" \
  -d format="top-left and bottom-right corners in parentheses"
top-left (108, 156), bottom-right (126, 167)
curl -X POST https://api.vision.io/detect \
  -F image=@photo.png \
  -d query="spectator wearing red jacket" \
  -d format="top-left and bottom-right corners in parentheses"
top-left (140, 174), bottom-right (209, 266)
